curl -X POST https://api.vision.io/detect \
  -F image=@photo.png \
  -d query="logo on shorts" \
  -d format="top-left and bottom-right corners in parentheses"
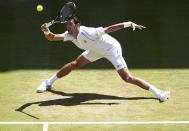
top-left (117, 64), bottom-right (122, 68)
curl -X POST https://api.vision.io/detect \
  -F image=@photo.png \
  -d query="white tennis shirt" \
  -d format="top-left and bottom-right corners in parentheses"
top-left (62, 26), bottom-right (120, 55)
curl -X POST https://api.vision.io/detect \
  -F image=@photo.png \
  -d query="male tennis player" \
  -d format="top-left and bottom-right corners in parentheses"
top-left (38, 16), bottom-right (170, 102)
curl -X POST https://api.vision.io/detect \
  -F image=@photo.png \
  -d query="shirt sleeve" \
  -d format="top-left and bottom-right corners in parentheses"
top-left (61, 31), bottom-right (72, 42)
top-left (95, 27), bottom-right (106, 37)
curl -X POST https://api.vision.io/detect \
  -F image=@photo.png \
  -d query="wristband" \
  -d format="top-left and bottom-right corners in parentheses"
top-left (123, 22), bottom-right (132, 28)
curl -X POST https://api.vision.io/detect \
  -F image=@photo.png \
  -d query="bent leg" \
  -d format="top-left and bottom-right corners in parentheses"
top-left (118, 68), bottom-right (151, 90)
top-left (118, 68), bottom-right (162, 97)
top-left (104, 45), bottom-right (170, 101)
top-left (117, 68), bottom-right (171, 102)
top-left (104, 45), bottom-right (162, 97)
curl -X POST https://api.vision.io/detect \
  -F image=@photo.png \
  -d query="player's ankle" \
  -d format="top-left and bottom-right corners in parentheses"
top-left (46, 80), bottom-right (52, 86)
top-left (47, 74), bottom-right (59, 85)
top-left (149, 86), bottom-right (161, 97)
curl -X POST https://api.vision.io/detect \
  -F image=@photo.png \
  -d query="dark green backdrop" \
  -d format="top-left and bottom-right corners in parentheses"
top-left (0, 0), bottom-right (189, 71)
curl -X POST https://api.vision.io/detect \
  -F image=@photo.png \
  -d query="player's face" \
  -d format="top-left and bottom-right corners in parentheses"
top-left (66, 19), bottom-right (77, 35)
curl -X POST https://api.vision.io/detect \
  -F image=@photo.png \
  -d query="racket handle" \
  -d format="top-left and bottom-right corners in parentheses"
top-left (46, 20), bottom-right (54, 28)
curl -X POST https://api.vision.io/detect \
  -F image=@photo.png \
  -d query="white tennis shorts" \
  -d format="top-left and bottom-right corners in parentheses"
top-left (82, 45), bottom-right (127, 71)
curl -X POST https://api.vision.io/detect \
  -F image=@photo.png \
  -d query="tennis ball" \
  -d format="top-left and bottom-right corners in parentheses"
top-left (37, 5), bottom-right (43, 12)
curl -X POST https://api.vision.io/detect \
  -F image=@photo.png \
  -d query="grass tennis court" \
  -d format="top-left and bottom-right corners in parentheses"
top-left (0, 123), bottom-right (189, 131)
top-left (0, 69), bottom-right (189, 130)
top-left (0, 124), bottom-right (42, 131)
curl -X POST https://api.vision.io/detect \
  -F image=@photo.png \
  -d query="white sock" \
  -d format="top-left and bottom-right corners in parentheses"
top-left (47, 74), bottom-right (59, 86)
top-left (149, 85), bottom-right (162, 97)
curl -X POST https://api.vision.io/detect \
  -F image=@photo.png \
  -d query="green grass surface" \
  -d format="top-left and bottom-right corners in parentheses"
top-left (0, 125), bottom-right (42, 131)
top-left (0, 69), bottom-right (189, 130)
top-left (0, 124), bottom-right (188, 131)
top-left (49, 124), bottom-right (189, 131)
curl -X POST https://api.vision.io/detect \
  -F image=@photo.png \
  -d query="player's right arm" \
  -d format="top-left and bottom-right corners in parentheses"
top-left (41, 23), bottom-right (64, 41)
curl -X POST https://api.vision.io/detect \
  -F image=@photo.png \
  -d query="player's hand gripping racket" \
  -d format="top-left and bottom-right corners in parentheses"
top-left (46, 2), bottom-right (77, 28)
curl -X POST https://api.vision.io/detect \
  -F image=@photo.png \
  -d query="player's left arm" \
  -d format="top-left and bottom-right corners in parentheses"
top-left (104, 21), bottom-right (146, 34)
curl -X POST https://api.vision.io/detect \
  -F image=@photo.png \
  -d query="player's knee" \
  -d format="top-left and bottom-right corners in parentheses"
top-left (70, 60), bottom-right (80, 69)
top-left (70, 61), bottom-right (77, 69)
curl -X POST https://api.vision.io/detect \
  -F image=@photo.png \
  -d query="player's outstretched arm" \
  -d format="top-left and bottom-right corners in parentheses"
top-left (41, 23), bottom-right (64, 41)
top-left (104, 21), bottom-right (146, 34)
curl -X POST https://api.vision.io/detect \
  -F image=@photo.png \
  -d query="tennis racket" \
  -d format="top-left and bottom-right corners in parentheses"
top-left (46, 2), bottom-right (77, 27)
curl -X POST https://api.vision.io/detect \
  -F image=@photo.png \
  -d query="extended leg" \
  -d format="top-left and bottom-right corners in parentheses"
top-left (37, 55), bottom-right (91, 93)
top-left (56, 55), bottom-right (91, 78)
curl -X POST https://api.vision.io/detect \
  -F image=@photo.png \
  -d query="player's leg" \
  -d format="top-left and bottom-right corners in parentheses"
top-left (105, 45), bottom-right (170, 101)
top-left (54, 51), bottom-right (101, 83)
top-left (37, 55), bottom-right (90, 93)
top-left (37, 51), bottom-right (102, 93)
top-left (117, 68), bottom-right (170, 102)
top-left (118, 68), bottom-right (158, 91)
top-left (56, 55), bottom-right (90, 78)
top-left (105, 48), bottom-right (154, 91)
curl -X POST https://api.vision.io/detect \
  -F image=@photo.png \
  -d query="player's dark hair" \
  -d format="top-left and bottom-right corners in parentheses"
top-left (72, 15), bottom-right (80, 24)
top-left (66, 15), bottom-right (80, 24)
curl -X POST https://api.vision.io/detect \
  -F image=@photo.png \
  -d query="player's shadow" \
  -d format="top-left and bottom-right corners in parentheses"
top-left (45, 89), bottom-right (156, 106)
top-left (15, 89), bottom-right (156, 119)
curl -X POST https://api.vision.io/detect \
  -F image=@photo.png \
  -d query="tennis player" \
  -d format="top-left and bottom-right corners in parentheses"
top-left (38, 16), bottom-right (170, 102)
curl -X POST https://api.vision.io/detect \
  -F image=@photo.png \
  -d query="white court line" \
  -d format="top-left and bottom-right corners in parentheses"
top-left (43, 122), bottom-right (48, 131)
top-left (0, 121), bottom-right (189, 125)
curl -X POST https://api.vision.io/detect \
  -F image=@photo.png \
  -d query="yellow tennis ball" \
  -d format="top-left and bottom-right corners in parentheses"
top-left (37, 5), bottom-right (43, 12)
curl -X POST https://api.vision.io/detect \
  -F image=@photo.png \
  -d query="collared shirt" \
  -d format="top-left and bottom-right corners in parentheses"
top-left (62, 26), bottom-right (120, 55)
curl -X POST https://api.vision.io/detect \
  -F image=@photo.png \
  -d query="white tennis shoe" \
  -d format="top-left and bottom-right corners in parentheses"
top-left (37, 80), bottom-right (53, 93)
top-left (157, 91), bottom-right (170, 102)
